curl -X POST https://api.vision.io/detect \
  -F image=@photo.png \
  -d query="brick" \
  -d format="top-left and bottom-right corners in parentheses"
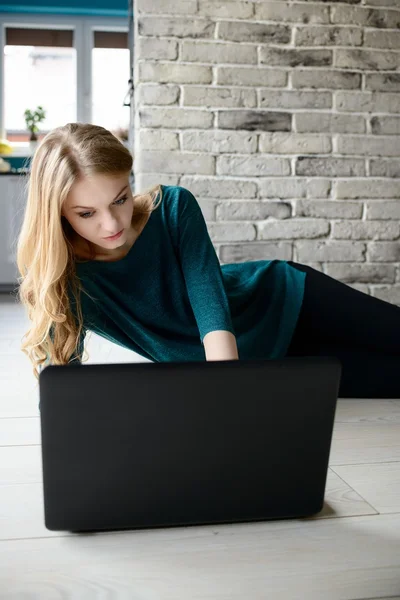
top-left (296, 157), bottom-right (365, 177)
top-left (368, 243), bottom-right (400, 262)
top-left (138, 150), bottom-right (215, 175)
top-left (302, 0), bottom-right (361, 3)
top-left (183, 86), bottom-right (256, 108)
top-left (259, 133), bottom-right (331, 154)
top-left (335, 49), bottom-right (400, 71)
top-left (208, 222), bottom-right (256, 242)
top-left (324, 263), bottom-right (396, 284)
top-left (370, 160), bottom-right (400, 178)
top-left (295, 26), bottom-right (362, 47)
top-left (134, 173), bottom-right (179, 193)
top-left (365, 0), bottom-right (400, 6)
top-left (138, 16), bottom-right (215, 38)
top-left (217, 155), bottom-right (291, 176)
top-left (216, 201), bottom-right (292, 221)
top-left (331, 6), bottom-right (400, 28)
top-left (180, 177), bottom-right (258, 198)
top-left (136, 0), bottom-right (197, 14)
top-left (307, 179), bottom-right (332, 198)
top-left (296, 200), bottom-right (362, 219)
top-left (292, 70), bottom-right (361, 89)
top-left (255, 2), bottom-right (330, 24)
top-left (296, 241), bottom-right (366, 262)
top-left (217, 67), bottom-right (287, 87)
top-left (195, 198), bottom-right (216, 221)
top-left (198, 1), bottom-right (253, 19)
top-left (371, 117), bottom-right (400, 136)
top-left (259, 178), bottom-right (307, 199)
top-left (139, 130), bottom-right (179, 150)
top-left (260, 48), bottom-right (332, 68)
top-left (220, 242), bottom-right (292, 264)
top-left (258, 178), bottom-right (331, 199)
top-left (137, 84), bottom-right (179, 106)
top-left (336, 91), bottom-right (400, 113)
top-left (365, 74), bottom-right (400, 92)
top-left (301, 0), bottom-right (360, 3)
top-left (137, 38), bottom-right (178, 60)
top-left (364, 30), bottom-right (400, 50)
top-left (139, 108), bottom-right (213, 128)
top-left (259, 90), bottom-right (332, 110)
top-left (337, 136), bottom-right (400, 157)
top-left (294, 112), bottom-right (365, 133)
top-left (366, 200), bottom-right (400, 219)
top-left (181, 40), bottom-right (257, 64)
top-left (332, 220), bottom-right (400, 240)
top-left (139, 62), bottom-right (212, 84)
top-left (258, 219), bottom-right (330, 240)
top-left (336, 179), bottom-right (400, 198)
top-left (218, 110), bottom-right (291, 131)
top-left (218, 21), bottom-right (290, 43)
top-left (182, 131), bottom-right (257, 153)
top-left (371, 286), bottom-right (400, 305)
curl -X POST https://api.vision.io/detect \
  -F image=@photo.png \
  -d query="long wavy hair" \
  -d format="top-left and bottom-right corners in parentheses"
top-left (15, 122), bottom-right (162, 381)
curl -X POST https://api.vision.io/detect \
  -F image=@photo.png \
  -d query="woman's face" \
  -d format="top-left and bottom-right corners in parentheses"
top-left (62, 173), bottom-right (134, 256)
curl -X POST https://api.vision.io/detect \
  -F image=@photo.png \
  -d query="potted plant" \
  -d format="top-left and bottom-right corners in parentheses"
top-left (24, 105), bottom-right (46, 153)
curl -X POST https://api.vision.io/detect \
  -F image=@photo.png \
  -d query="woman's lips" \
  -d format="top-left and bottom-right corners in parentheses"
top-left (104, 229), bottom-right (123, 240)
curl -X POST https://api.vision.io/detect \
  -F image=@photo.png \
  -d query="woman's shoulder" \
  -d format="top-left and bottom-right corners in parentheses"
top-left (159, 184), bottom-right (193, 203)
top-left (156, 185), bottom-right (193, 218)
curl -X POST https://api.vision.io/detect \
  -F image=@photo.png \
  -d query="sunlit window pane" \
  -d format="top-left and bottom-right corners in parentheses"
top-left (92, 47), bottom-right (130, 136)
top-left (4, 44), bottom-right (76, 140)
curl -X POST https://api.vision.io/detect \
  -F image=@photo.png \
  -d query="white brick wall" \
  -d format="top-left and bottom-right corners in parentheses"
top-left (133, 0), bottom-right (400, 302)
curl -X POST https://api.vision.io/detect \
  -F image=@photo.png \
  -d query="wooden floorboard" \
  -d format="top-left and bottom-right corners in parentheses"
top-left (1, 295), bottom-right (399, 599)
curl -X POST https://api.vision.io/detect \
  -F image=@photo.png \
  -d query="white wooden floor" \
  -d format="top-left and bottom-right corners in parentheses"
top-left (1, 292), bottom-right (400, 600)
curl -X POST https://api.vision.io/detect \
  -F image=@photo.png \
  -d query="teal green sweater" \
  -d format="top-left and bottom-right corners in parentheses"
top-left (44, 185), bottom-right (306, 368)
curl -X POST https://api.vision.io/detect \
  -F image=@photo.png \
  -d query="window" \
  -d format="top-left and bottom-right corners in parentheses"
top-left (4, 27), bottom-right (76, 141)
top-left (0, 15), bottom-right (131, 144)
top-left (92, 30), bottom-right (129, 134)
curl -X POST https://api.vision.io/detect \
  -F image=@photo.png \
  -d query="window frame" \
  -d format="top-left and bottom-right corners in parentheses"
top-left (0, 12), bottom-right (130, 142)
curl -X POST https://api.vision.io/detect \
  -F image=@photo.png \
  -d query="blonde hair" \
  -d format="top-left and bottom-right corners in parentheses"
top-left (15, 122), bottom-right (162, 381)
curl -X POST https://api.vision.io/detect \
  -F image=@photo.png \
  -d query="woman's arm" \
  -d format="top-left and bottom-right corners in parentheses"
top-left (175, 187), bottom-right (237, 346)
top-left (203, 330), bottom-right (239, 361)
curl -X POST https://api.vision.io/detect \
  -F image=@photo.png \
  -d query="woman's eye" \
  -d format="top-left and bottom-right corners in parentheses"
top-left (79, 195), bottom-right (128, 219)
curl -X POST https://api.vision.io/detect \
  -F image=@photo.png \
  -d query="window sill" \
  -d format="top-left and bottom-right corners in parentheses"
top-left (1, 143), bottom-right (34, 157)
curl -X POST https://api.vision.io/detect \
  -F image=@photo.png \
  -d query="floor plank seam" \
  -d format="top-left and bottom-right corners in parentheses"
top-left (0, 444), bottom-right (39, 448)
top-left (329, 466), bottom-right (381, 514)
top-left (353, 596), bottom-right (400, 600)
top-left (330, 460), bottom-right (400, 467)
top-left (0, 416), bottom-right (39, 420)
top-left (3, 511), bottom-right (399, 545)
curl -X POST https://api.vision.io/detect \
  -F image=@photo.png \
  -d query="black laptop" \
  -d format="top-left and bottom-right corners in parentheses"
top-left (38, 356), bottom-right (342, 533)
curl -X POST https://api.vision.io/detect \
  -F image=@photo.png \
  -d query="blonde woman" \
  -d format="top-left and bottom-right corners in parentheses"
top-left (16, 123), bottom-right (400, 406)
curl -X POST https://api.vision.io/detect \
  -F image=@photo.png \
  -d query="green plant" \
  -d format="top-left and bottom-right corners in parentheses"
top-left (24, 106), bottom-right (46, 141)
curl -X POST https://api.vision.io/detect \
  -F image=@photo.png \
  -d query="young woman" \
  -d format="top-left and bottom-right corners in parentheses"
top-left (16, 123), bottom-right (400, 399)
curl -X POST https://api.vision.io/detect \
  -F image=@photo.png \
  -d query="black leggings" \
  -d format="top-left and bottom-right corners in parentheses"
top-left (285, 261), bottom-right (400, 398)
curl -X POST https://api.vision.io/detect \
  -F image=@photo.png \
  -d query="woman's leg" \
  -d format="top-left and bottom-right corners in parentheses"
top-left (287, 261), bottom-right (400, 355)
top-left (285, 261), bottom-right (400, 398)
top-left (287, 336), bottom-right (400, 398)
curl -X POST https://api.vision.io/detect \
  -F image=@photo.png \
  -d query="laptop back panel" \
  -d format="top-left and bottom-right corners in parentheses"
top-left (39, 356), bottom-right (341, 532)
